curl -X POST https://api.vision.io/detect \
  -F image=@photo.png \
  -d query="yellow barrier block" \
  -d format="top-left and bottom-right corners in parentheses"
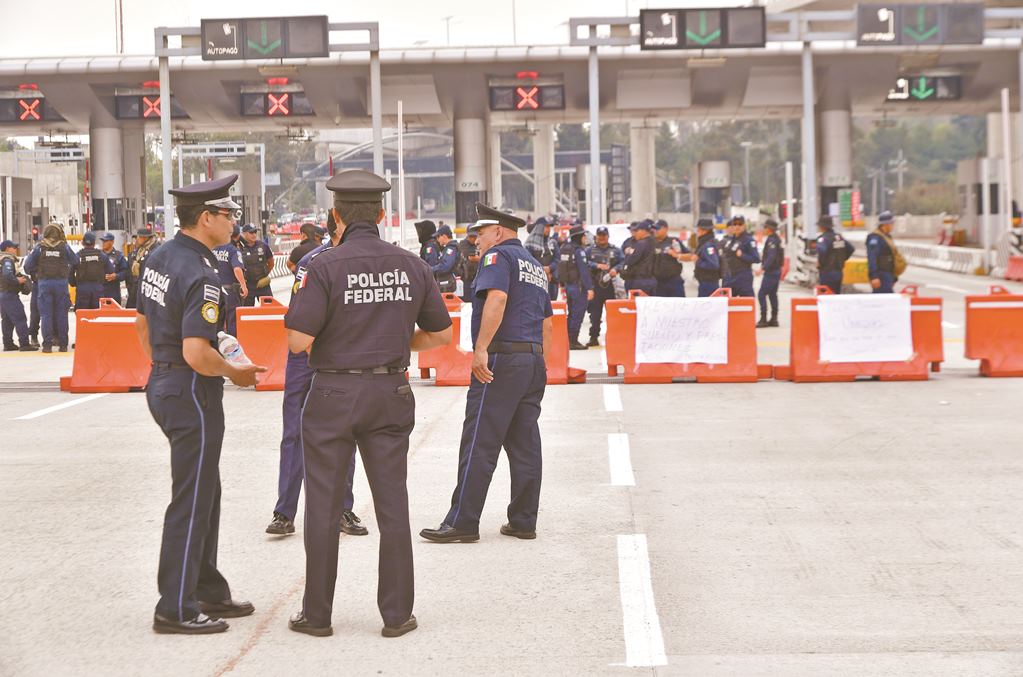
top-left (843, 258), bottom-right (870, 284)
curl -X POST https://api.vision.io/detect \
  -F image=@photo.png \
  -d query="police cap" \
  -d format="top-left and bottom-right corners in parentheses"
top-left (817, 215), bottom-right (834, 229)
top-left (470, 203), bottom-right (526, 233)
top-left (0, 239), bottom-right (16, 250)
top-left (99, 232), bottom-right (115, 242)
top-left (596, 226), bottom-right (609, 235)
top-left (730, 214), bottom-right (746, 225)
top-left (241, 224), bottom-right (258, 234)
top-left (763, 218), bottom-right (779, 231)
top-left (654, 219), bottom-right (669, 230)
top-left (435, 225), bottom-right (453, 239)
top-left (878, 210), bottom-right (894, 224)
top-left (168, 174), bottom-right (241, 210)
top-left (82, 231), bottom-right (96, 245)
top-left (568, 225), bottom-right (586, 240)
top-left (325, 169), bottom-right (392, 201)
top-left (696, 218), bottom-right (714, 230)
top-left (629, 221), bottom-right (651, 232)
top-left (532, 216), bottom-right (549, 228)
top-left (136, 228), bottom-right (154, 238)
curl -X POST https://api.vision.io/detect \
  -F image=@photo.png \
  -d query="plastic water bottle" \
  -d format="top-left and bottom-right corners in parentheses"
top-left (455, 277), bottom-right (464, 297)
top-left (217, 331), bottom-right (251, 365)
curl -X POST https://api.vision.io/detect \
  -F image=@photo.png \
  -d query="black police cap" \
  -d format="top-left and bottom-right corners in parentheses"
top-left (817, 215), bottom-right (834, 228)
top-left (471, 203), bottom-right (526, 232)
top-left (763, 218), bottom-right (779, 230)
top-left (325, 169), bottom-right (392, 202)
top-left (568, 225), bottom-right (586, 240)
top-left (696, 218), bottom-right (714, 230)
top-left (136, 228), bottom-right (154, 237)
top-left (168, 174), bottom-right (241, 209)
top-left (596, 226), bottom-right (610, 235)
top-left (435, 225), bottom-right (453, 239)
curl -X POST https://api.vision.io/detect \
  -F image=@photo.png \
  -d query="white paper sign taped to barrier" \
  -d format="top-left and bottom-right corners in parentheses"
top-left (817, 294), bottom-right (913, 363)
top-left (459, 303), bottom-right (474, 352)
top-left (635, 296), bottom-right (729, 364)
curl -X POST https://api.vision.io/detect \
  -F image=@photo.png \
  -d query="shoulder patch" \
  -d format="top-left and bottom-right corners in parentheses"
top-left (203, 284), bottom-right (221, 302)
top-left (483, 252), bottom-right (499, 267)
top-left (201, 301), bottom-right (219, 324)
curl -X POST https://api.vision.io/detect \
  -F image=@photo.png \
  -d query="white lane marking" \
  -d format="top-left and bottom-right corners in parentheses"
top-left (13, 393), bottom-right (109, 421)
top-left (603, 384), bottom-right (623, 412)
top-left (608, 433), bottom-right (635, 486)
top-left (599, 348), bottom-right (608, 370)
top-left (942, 321), bottom-right (961, 329)
top-left (925, 283), bottom-right (971, 295)
top-left (616, 534), bottom-right (668, 667)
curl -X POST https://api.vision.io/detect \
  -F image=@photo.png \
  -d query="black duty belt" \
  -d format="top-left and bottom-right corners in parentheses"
top-left (317, 367), bottom-right (408, 375)
top-left (489, 341), bottom-right (543, 355)
top-left (151, 361), bottom-right (191, 370)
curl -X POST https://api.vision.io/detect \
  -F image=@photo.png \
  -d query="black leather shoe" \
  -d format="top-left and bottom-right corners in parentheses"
top-left (586, 337), bottom-right (600, 347)
top-left (266, 512), bottom-right (295, 535)
top-left (153, 613), bottom-right (228, 635)
top-left (381, 614), bottom-right (417, 638)
top-left (340, 510), bottom-right (368, 536)
top-left (500, 523), bottom-right (537, 540)
top-left (58, 345), bottom-right (68, 352)
top-left (19, 344), bottom-right (38, 352)
top-left (28, 336), bottom-right (39, 347)
top-left (756, 319), bottom-right (770, 328)
top-left (200, 599), bottom-right (254, 618)
top-left (2, 345), bottom-right (17, 352)
top-left (569, 340), bottom-right (588, 350)
top-left (768, 318), bottom-right (779, 327)
top-left (41, 346), bottom-right (52, 353)
top-left (419, 524), bottom-right (479, 543)
top-left (288, 612), bottom-right (332, 637)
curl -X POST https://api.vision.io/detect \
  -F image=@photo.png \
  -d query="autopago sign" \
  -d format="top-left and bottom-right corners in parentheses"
top-left (885, 75), bottom-right (961, 102)
top-left (857, 4), bottom-right (984, 47)
top-left (201, 16), bottom-right (329, 61)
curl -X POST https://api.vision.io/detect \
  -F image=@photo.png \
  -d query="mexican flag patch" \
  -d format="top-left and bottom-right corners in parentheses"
top-left (482, 252), bottom-right (498, 267)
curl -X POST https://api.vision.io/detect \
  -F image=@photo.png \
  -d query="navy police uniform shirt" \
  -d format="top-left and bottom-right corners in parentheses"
top-left (471, 238), bottom-right (553, 345)
top-left (292, 241), bottom-right (332, 295)
top-left (285, 222), bottom-right (451, 370)
top-left (137, 232), bottom-right (225, 365)
top-left (212, 243), bottom-right (243, 287)
top-left (694, 233), bottom-right (721, 280)
top-left (762, 233), bottom-right (783, 273)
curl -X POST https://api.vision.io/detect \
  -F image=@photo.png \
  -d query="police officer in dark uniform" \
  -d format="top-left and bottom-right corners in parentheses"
top-left (287, 223), bottom-right (322, 274)
top-left (0, 240), bottom-right (36, 351)
top-left (557, 224), bottom-right (593, 349)
top-left (867, 210), bottom-right (899, 293)
top-left (816, 215), bottom-right (855, 294)
top-left (652, 219), bottom-right (692, 297)
top-left (71, 231), bottom-right (114, 310)
top-left (126, 228), bottom-right (159, 308)
top-left (525, 217), bottom-right (559, 300)
top-left (267, 211), bottom-right (364, 540)
top-left (284, 169), bottom-right (452, 639)
top-left (429, 224), bottom-right (460, 293)
top-left (134, 174), bottom-right (265, 635)
top-left (23, 223), bottom-right (78, 353)
top-left (694, 218), bottom-right (722, 297)
top-left (99, 232), bottom-right (128, 304)
top-left (212, 231), bottom-right (247, 337)
top-left (720, 215), bottom-right (760, 297)
top-left (621, 221), bottom-right (657, 295)
top-left (421, 203), bottom-right (553, 544)
top-left (585, 226), bottom-right (622, 347)
top-left (415, 219), bottom-right (437, 261)
top-left (757, 219), bottom-right (783, 327)
top-left (239, 225), bottom-right (274, 306)
top-left (456, 229), bottom-right (481, 302)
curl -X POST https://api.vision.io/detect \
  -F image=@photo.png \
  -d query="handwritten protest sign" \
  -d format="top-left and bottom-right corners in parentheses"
top-left (635, 296), bottom-right (729, 364)
top-left (817, 294), bottom-right (912, 362)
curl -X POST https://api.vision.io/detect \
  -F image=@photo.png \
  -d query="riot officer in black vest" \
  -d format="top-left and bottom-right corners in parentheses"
top-left (72, 231), bottom-right (113, 310)
top-left (621, 221), bottom-right (657, 295)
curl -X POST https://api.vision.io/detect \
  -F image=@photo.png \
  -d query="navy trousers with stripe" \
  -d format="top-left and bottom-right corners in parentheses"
top-left (146, 365), bottom-right (231, 621)
top-left (444, 352), bottom-right (547, 533)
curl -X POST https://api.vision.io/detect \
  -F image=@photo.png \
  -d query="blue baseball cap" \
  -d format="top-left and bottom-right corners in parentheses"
top-left (0, 239), bottom-right (16, 250)
top-left (99, 232), bottom-right (115, 241)
top-left (435, 225), bottom-right (453, 239)
top-left (878, 210), bottom-right (894, 224)
top-left (82, 231), bottom-right (96, 245)
top-left (595, 226), bottom-right (609, 235)
top-left (241, 224), bottom-right (258, 233)
top-left (629, 221), bottom-right (651, 232)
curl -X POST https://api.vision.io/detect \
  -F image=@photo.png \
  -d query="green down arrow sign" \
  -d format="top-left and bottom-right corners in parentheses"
top-left (247, 21), bottom-right (282, 56)
top-left (910, 77), bottom-right (935, 100)
top-left (903, 7), bottom-right (939, 43)
top-left (686, 11), bottom-right (721, 46)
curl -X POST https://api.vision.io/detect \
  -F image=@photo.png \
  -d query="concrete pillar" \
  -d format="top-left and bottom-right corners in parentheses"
top-left (121, 126), bottom-right (145, 231)
top-left (819, 107), bottom-right (853, 221)
top-left (986, 112), bottom-right (1023, 214)
top-left (629, 122), bottom-right (657, 218)
top-left (89, 125), bottom-right (124, 230)
top-left (314, 143), bottom-right (331, 211)
top-left (453, 118), bottom-right (487, 225)
top-left (487, 124), bottom-right (503, 209)
top-left (533, 124), bottom-right (556, 215)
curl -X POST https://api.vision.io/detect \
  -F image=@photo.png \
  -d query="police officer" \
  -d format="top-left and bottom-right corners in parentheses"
top-left (816, 215), bottom-right (855, 294)
top-left (557, 224), bottom-right (594, 349)
top-left (99, 232), bottom-right (128, 304)
top-left (72, 231), bottom-right (114, 310)
top-left (239, 225), bottom-right (274, 306)
top-left (456, 229), bottom-right (481, 302)
top-left (212, 230), bottom-right (247, 337)
top-left (720, 216), bottom-right (760, 297)
top-left (652, 219), bottom-right (693, 297)
top-left (0, 240), bottom-right (36, 351)
top-left (415, 219), bottom-right (437, 262)
top-left (286, 223), bottom-right (323, 274)
top-left (585, 226), bottom-right (623, 347)
top-left (267, 209), bottom-right (365, 540)
top-left (421, 203), bottom-right (552, 545)
top-left (694, 218), bottom-right (722, 297)
top-left (23, 223), bottom-right (78, 353)
top-left (867, 210), bottom-right (900, 294)
top-left (429, 224), bottom-right (460, 293)
top-left (126, 228), bottom-right (159, 308)
top-left (621, 221), bottom-right (657, 296)
top-left (134, 174), bottom-right (265, 635)
top-left (757, 219), bottom-right (783, 327)
top-left (284, 169), bottom-right (452, 639)
top-left (525, 217), bottom-right (559, 300)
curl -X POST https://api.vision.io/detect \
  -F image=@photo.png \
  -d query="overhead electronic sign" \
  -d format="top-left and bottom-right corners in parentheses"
top-left (639, 7), bottom-right (765, 50)
top-left (857, 4), bottom-right (984, 47)
top-left (489, 85), bottom-right (565, 112)
top-left (0, 92), bottom-right (63, 123)
top-left (201, 16), bottom-right (329, 61)
top-left (885, 75), bottom-right (961, 102)
top-left (239, 91), bottom-right (315, 117)
top-left (115, 95), bottom-right (188, 120)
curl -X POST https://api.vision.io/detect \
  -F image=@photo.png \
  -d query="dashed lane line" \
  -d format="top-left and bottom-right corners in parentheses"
top-left (615, 534), bottom-right (668, 667)
top-left (12, 393), bottom-right (109, 420)
top-left (603, 384), bottom-right (623, 412)
top-left (608, 433), bottom-right (635, 486)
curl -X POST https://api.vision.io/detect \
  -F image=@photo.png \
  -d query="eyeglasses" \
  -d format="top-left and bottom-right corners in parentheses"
top-left (207, 208), bottom-right (241, 221)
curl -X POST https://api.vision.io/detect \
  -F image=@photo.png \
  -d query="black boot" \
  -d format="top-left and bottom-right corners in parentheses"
top-left (768, 317), bottom-right (779, 327)
top-left (756, 317), bottom-right (770, 328)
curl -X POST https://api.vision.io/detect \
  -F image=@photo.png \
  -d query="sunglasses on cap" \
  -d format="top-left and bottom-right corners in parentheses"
top-left (204, 196), bottom-right (242, 220)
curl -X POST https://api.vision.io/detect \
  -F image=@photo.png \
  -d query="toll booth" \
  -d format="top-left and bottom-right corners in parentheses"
top-left (216, 168), bottom-right (264, 237)
top-left (0, 176), bottom-right (33, 250)
top-left (957, 158), bottom-right (1001, 244)
top-left (691, 161), bottom-right (732, 223)
top-left (576, 163), bottom-right (608, 223)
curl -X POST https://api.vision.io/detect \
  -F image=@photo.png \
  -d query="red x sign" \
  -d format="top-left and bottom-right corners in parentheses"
top-left (268, 92), bottom-right (290, 116)
top-left (19, 99), bottom-right (41, 121)
top-left (142, 96), bottom-right (161, 118)
top-left (515, 86), bottom-right (539, 110)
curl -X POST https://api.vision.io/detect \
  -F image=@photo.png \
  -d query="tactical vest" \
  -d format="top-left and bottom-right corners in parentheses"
top-left (536, 239), bottom-right (555, 266)
top-left (621, 240), bottom-right (654, 280)
top-left (557, 242), bottom-right (581, 284)
top-left (589, 245), bottom-right (615, 287)
top-left (762, 235), bottom-right (783, 272)
top-left (77, 248), bottom-right (105, 283)
top-left (240, 243), bottom-right (268, 279)
top-left (694, 235), bottom-right (720, 282)
top-left (129, 245), bottom-right (155, 281)
top-left (652, 237), bottom-right (683, 280)
top-left (0, 256), bottom-right (20, 292)
top-left (37, 243), bottom-right (70, 280)
top-left (818, 232), bottom-right (847, 271)
top-left (870, 232), bottom-right (894, 273)
top-left (721, 235), bottom-right (752, 275)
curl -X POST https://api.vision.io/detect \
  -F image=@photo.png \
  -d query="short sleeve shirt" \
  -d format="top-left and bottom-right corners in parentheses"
top-left (285, 223), bottom-right (452, 370)
top-left (137, 232), bottom-right (224, 364)
top-left (212, 243), bottom-right (243, 286)
top-left (471, 238), bottom-right (553, 345)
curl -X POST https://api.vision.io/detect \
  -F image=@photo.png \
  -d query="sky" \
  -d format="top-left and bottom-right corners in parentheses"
top-left (0, 0), bottom-right (751, 57)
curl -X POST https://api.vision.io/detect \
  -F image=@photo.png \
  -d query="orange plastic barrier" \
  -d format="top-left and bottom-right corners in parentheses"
top-left (774, 285), bottom-right (943, 382)
top-left (1005, 256), bottom-right (1023, 282)
top-left (62, 298), bottom-right (150, 393)
top-left (965, 285), bottom-right (1023, 377)
top-left (417, 293), bottom-right (472, 386)
top-left (236, 297), bottom-right (288, 391)
top-left (603, 289), bottom-right (772, 384)
top-left (546, 300), bottom-right (587, 385)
